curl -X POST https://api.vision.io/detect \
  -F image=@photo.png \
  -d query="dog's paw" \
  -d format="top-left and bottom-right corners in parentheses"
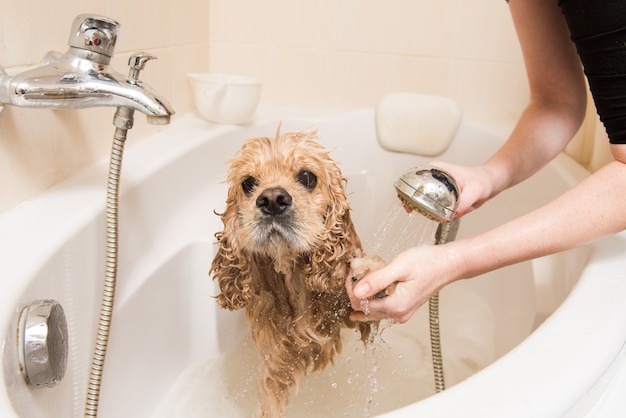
top-left (350, 255), bottom-right (396, 298)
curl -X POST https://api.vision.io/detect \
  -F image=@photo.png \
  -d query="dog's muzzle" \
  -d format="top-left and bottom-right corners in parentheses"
top-left (253, 187), bottom-right (302, 247)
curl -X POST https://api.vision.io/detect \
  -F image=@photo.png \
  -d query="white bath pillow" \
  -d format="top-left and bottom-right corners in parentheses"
top-left (376, 92), bottom-right (462, 157)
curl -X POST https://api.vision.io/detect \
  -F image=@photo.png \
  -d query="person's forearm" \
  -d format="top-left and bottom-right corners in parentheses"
top-left (483, 99), bottom-right (585, 199)
top-left (453, 159), bottom-right (626, 280)
top-left (491, 0), bottom-right (587, 199)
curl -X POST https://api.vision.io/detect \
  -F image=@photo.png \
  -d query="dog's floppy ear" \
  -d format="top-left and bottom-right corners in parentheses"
top-left (210, 187), bottom-right (253, 310)
top-left (304, 155), bottom-right (362, 293)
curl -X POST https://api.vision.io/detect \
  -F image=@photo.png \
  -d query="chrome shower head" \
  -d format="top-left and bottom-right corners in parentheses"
top-left (394, 165), bottom-right (460, 394)
top-left (394, 165), bottom-right (460, 224)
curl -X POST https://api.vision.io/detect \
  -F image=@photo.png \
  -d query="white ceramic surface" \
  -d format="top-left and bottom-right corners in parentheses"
top-left (1, 109), bottom-right (624, 417)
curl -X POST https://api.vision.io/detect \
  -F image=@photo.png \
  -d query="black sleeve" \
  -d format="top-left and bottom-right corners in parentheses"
top-left (559, 0), bottom-right (626, 144)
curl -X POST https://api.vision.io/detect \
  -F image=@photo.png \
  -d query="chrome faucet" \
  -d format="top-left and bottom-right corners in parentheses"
top-left (0, 14), bottom-right (174, 124)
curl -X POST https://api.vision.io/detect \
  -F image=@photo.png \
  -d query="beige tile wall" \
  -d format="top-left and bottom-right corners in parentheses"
top-left (0, 0), bottom-right (536, 215)
top-left (210, 0), bottom-right (528, 121)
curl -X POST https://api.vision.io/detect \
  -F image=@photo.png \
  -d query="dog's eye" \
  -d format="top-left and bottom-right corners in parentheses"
top-left (296, 170), bottom-right (317, 190)
top-left (241, 176), bottom-right (258, 195)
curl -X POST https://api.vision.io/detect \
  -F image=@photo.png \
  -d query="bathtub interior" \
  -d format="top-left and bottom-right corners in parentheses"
top-left (1, 110), bottom-right (590, 417)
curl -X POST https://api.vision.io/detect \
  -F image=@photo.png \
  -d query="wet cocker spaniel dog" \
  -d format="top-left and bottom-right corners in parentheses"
top-left (210, 127), bottom-right (385, 417)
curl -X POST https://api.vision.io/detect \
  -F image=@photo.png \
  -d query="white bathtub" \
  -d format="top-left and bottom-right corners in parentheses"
top-left (1, 109), bottom-right (625, 417)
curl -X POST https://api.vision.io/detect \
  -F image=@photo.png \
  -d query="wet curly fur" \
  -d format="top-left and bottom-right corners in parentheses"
top-left (209, 127), bottom-right (384, 417)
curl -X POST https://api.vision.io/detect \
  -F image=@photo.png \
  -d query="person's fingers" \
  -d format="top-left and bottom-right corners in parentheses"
top-left (351, 266), bottom-right (398, 300)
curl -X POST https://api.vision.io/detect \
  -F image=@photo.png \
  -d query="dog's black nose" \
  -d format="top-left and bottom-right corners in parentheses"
top-left (256, 188), bottom-right (293, 215)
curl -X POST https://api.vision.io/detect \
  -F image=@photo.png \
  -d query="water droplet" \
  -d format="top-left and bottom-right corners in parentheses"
top-left (360, 299), bottom-right (370, 315)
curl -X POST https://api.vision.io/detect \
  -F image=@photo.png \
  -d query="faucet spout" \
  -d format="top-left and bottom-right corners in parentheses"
top-left (0, 52), bottom-right (174, 122)
top-left (0, 14), bottom-right (174, 124)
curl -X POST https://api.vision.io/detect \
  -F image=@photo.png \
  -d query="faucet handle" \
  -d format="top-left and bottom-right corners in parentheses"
top-left (127, 52), bottom-right (157, 82)
top-left (68, 14), bottom-right (120, 62)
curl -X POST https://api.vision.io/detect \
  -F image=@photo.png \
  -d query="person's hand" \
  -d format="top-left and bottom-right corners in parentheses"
top-left (429, 161), bottom-right (499, 218)
top-left (346, 244), bottom-right (462, 323)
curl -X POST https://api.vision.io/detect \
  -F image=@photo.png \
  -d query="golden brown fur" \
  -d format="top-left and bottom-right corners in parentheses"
top-left (209, 127), bottom-right (384, 417)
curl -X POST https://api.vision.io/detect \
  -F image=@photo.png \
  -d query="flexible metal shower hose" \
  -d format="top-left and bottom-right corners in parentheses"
top-left (84, 107), bottom-right (134, 417)
top-left (429, 292), bottom-right (445, 393)
top-left (429, 220), bottom-right (459, 393)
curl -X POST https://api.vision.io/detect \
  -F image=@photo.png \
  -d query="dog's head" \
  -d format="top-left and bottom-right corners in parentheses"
top-left (211, 127), bottom-right (362, 309)
top-left (226, 129), bottom-right (343, 262)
